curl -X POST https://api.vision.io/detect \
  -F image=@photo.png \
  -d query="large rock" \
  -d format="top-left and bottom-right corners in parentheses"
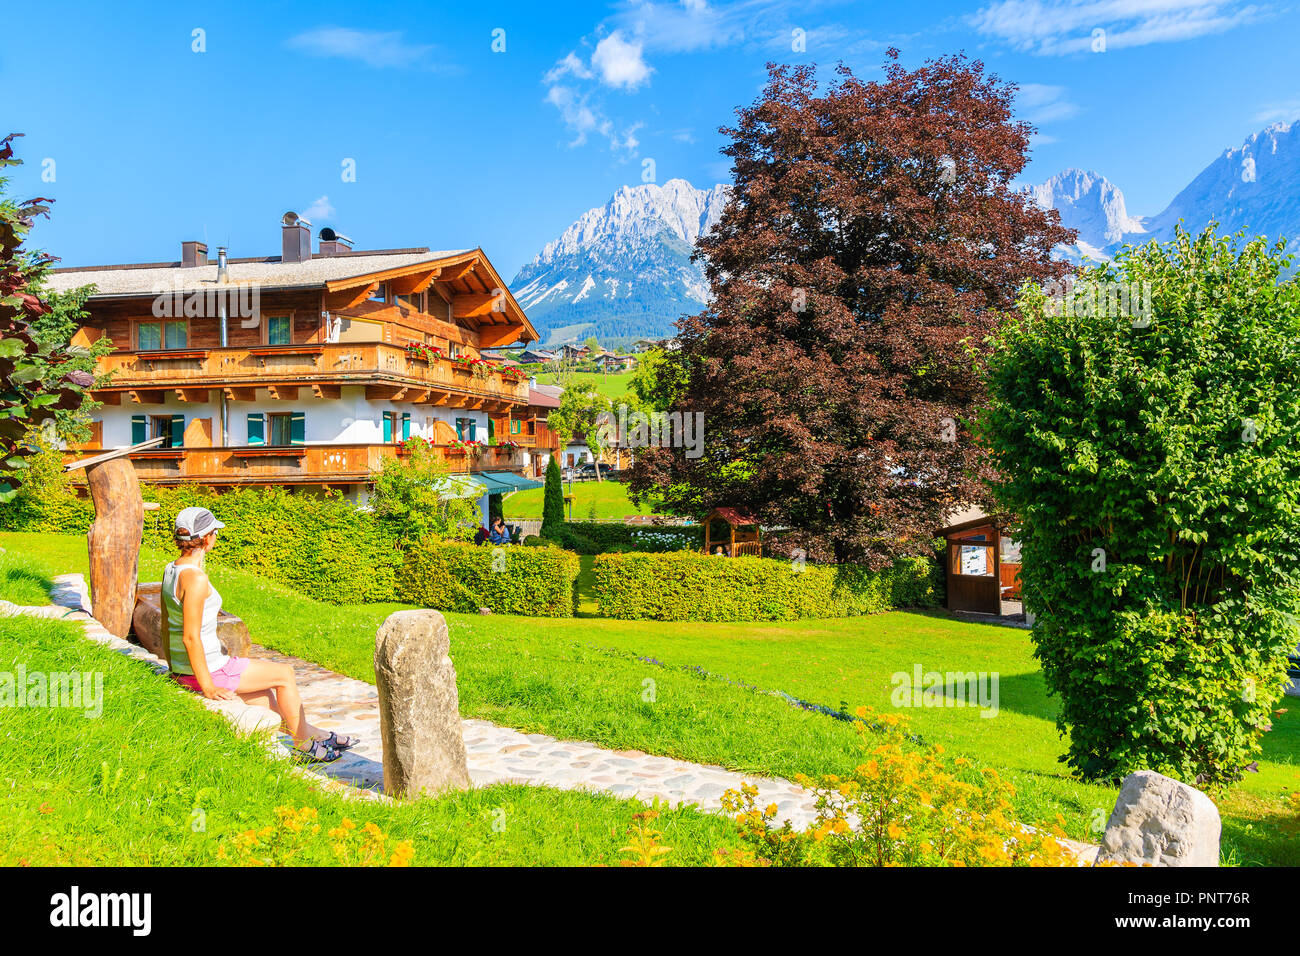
top-left (374, 609), bottom-right (471, 798)
top-left (131, 582), bottom-right (251, 660)
top-left (1096, 770), bottom-right (1221, 867)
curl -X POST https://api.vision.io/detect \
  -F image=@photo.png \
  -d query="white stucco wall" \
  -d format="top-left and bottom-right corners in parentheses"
top-left (95, 385), bottom-right (490, 448)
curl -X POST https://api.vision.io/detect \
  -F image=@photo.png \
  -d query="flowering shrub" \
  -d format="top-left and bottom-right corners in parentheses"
top-left (216, 806), bottom-right (415, 867)
top-left (618, 806), bottom-right (674, 866)
top-left (447, 438), bottom-right (485, 456)
top-left (404, 343), bottom-right (443, 364)
top-left (721, 707), bottom-right (1076, 867)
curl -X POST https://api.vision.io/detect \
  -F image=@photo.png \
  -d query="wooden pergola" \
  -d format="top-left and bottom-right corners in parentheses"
top-left (702, 507), bottom-right (762, 557)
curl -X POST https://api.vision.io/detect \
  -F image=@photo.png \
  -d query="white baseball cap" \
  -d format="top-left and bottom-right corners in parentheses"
top-left (174, 506), bottom-right (226, 540)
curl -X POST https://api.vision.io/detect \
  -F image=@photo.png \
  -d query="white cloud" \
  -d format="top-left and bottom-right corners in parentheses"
top-left (968, 0), bottom-right (1266, 56)
top-left (1253, 100), bottom-right (1300, 126)
top-left (545, 51), bottom-right (593, 83)
top-left (286, 27), bottom-right (448, 71)
top-left (302, 195), bottom-right (336, 222)
top-left (1016, 83), bottom-right (1080, 123)
top-left (591, 31), bottom-right (654, 89)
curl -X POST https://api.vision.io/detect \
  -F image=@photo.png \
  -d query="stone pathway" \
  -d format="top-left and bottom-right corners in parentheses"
top-left (20, 573), bottom-right (1099, 860)
top-left (250, 644), bottom-right (820, 828)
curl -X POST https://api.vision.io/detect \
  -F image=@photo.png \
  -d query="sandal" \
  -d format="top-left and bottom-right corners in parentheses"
top-left (317, 731), bottom-right (358, 752)
top-left (294, 739), bottom-right (342, 763)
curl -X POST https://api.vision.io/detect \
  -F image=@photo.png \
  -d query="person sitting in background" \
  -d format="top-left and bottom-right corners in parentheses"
top-left (488, 516), bottom-right (512, 545)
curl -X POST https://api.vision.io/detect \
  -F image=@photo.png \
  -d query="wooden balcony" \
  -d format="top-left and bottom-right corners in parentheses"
top-left (63, 442), bottom-right (528, 487)
top-left (92, 343), bottom-right (530, 410)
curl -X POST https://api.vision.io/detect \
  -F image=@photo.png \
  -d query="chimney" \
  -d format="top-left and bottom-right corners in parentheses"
top-left (280, 211), bottom-right (312, 263)
top-left (317, 226), bottom-right (354, 257)
top-left (181, 241), bottom-right (208, 267)
top-left (216, 246), bottom-right (228, 282)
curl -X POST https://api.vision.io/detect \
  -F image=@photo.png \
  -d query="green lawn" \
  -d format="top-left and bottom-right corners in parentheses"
top-left (0, 613), bottom-right (740, 866)
top-left (533, 370), bottom-right (633, 400)
top-left (4, 530), bottom-right (1298, 865)
top-left (503, 479), bottom-right (657, 521)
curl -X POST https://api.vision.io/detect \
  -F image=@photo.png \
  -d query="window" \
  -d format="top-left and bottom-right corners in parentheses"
top-left (267, 315), bottom-right (291, 345)
top-left (268, 413), bottom-right (294, 447)
top-left (382, 411), bottom-right (400, 443)
top-left (137, 321), bottom-right (186, 350)
top-left (455, 417), bottom-right (476, 441)
top-left (397, 292), bottom-right (424, 312)
top-left (147, 414), bottom-right (183, 449)
top-left (369, 282), bottom-right (388, 303)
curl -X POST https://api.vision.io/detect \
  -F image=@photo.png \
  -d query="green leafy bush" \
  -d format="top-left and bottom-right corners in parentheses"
top-left (591, 551), bottom-right (940, 622)
top-left (549, 521), bottom-right (702, 555)
top-left (982, 227), bottom-right (1300, 785)
top-left (397, 539), bottom-right (580, 617)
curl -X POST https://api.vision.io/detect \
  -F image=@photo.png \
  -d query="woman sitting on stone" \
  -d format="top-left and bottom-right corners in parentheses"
top-left (160, 506), bottom-right (356, 763)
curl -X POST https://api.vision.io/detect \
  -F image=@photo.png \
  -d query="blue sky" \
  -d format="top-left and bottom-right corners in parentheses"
top-left (4, 0), bottom-right (1297, 279)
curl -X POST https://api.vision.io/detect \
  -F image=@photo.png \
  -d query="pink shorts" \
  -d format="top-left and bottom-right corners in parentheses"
top-left (171, 656), bottom-right (251, 693)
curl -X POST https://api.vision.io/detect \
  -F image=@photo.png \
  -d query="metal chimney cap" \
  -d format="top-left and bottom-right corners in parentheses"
top-left (280, 211), bottom-right (312, 227)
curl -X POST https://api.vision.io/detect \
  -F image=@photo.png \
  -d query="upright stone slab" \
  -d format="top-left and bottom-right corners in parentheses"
top-left (374, 609), bottom-right (470, 798)
top-left (1096, 770), bottom-right (1221, 867)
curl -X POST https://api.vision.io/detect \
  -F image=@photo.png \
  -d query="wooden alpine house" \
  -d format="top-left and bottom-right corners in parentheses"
top-left (48, 212), bottom-right (546, 504)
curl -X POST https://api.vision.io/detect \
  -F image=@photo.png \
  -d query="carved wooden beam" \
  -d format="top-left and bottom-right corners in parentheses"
top-left (128, 389), bottom-right (166, 404)
top-left (268, 384), bottom-right (299, 401)
top-left (223, 387), bottom-right (257, 402)
top-left (174, 388), bottom-right (210, 403)
top-left (366, 385), bottom-right (408, 401)
top-left (311, 383), bottom-right (341, 400)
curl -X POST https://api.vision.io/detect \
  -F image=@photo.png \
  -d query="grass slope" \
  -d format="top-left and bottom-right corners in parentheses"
top-left (4, 531), bottom-right (1297, 865)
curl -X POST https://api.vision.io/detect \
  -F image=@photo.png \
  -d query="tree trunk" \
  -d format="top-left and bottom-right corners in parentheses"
top-left (85, 457), bottom-right (144, 638)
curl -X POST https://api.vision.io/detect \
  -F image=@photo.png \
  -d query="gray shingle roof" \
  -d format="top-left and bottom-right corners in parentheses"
top-left (45, 250), bottom-right (472, 298)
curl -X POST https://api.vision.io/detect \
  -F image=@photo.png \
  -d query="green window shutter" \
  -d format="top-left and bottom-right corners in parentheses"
top-left (170, 415), bottom-right (185, 448)
top-left (401, 413), bottom-right (411, 441)
top-left (455, 418), bottom-right (464, 440)
top-left (488, 417), bottom-right (495, 441)
top-left (290, 411), bottom-right (305, 446)
top-left (382, 414), bottom-right (393, 443)
top-left (247, 413), bottom-right (264, 446)
top-left (468, 420), bottom-right (477, 441)
top-left (511, 418), bottom-right (520, 435)
top-left (131, 415), bottom-right (147, 445)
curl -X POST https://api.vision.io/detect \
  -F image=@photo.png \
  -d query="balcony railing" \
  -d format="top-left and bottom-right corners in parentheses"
top-left (94, 342), bottom-right (529, 405)
top-left (63, 441), bottom-right (527, 486)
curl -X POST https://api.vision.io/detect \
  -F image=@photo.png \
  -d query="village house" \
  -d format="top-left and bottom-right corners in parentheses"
top-left (47, 213), bottom-right (543, 512)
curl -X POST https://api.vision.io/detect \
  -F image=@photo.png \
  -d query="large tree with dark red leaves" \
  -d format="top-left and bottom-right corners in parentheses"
top-left (629, 52), bottom-right (1075, 566)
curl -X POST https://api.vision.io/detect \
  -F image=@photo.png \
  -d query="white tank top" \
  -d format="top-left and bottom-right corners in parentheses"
top-left (161, 561), bottom-right (227, 676)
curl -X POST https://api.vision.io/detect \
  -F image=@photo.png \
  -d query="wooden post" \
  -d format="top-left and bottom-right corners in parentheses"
top-left (85, 457), bottom-right (144, 638)
top-left (65, 436), bottom-right (164, 639)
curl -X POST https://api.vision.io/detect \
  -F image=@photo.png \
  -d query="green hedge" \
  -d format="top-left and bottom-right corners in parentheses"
top-left (2, 481), bottom-right (584, 614)
top-left (549, 521), bottom-right (702, 555)
top-left (397, 539), bottom-right (579, 617)
top-left (592, 551), bottom-right (942, 622)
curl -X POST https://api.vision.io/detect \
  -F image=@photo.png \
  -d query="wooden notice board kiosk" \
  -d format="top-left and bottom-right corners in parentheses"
top-left (940, 514), bottom-right (1022, 615)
